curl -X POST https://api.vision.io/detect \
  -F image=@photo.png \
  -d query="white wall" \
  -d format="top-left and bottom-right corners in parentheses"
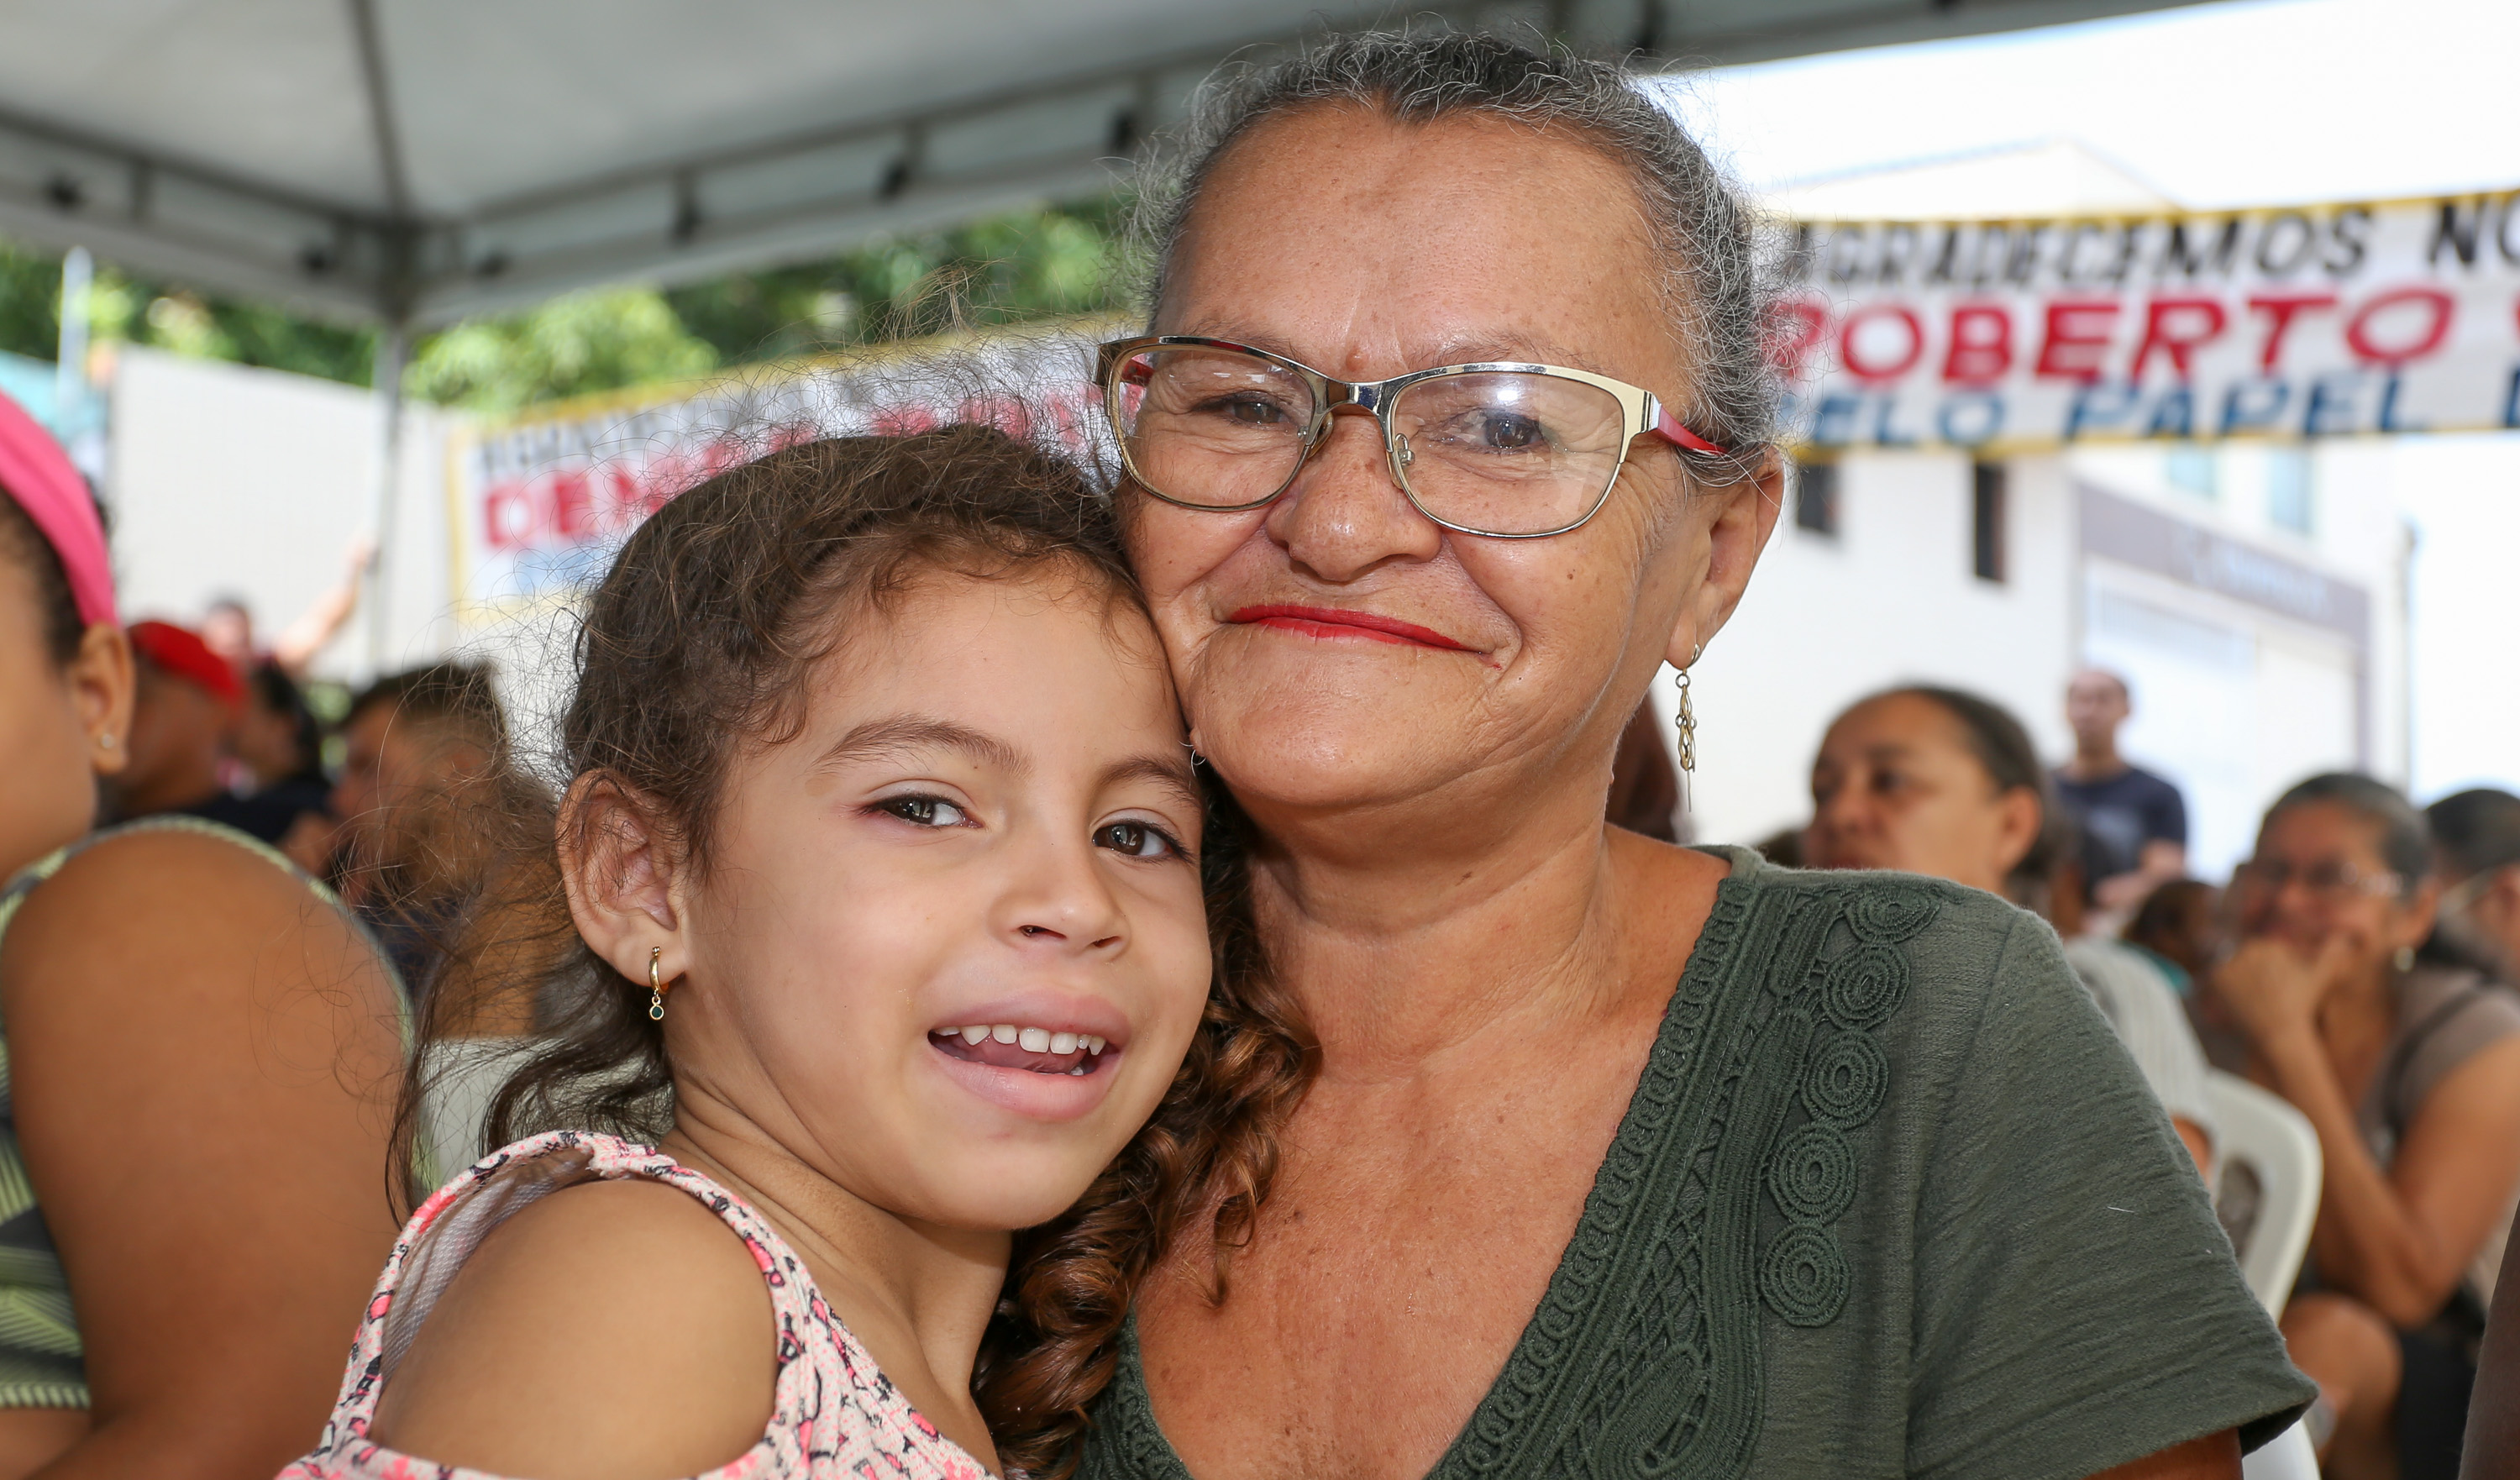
top-left (106, 348), bottom-right (459, 682)
top-left (2393, 433), bottom-right (2520, 801)
top-left (1682, 449), bottom-right (2077, 849)
top-left (2061, 439), bottom-right (2412, 876)
top-left (1672, 437), bottom-right (2412, 879)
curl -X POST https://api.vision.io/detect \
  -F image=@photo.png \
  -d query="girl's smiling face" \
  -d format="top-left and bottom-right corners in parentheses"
top-left (581, 562), bottom-right (1212, 1234)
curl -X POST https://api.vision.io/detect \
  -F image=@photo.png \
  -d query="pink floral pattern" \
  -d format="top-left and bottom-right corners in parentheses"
top-left (280, 1131), bottom-right (992, 1480)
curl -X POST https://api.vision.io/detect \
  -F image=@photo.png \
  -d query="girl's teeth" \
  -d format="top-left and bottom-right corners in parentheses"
top-left (933, 1025), bottom-right (1111, 1056)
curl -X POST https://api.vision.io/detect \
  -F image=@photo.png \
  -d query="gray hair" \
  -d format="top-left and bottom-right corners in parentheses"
top-left (1127, 29), bottom-right (1775, 477)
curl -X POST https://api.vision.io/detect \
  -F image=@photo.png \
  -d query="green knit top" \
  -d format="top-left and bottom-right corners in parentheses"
top-left (1079, 850), bottom-right (2313, 1480)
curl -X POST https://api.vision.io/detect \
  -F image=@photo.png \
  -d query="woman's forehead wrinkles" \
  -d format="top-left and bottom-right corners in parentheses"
top-left (1158, 323), bottom-right (1614, 382)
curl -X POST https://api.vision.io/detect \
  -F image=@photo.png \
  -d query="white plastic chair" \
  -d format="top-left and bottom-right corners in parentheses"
top-left (2208, 1072), bottom-right (2325, 1480)
top-left (2207, 1070), bottom-right (2323, 1317)
top-left (2243, 1419), bottom-right (2320, 1480)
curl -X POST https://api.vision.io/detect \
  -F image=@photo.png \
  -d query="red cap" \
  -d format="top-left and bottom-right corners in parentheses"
top-left (129, 620), bottom-right (244, 706)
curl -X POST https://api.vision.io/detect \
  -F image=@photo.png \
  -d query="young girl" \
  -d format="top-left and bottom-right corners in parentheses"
top-left (284, 424), bottom-right (1308, 1480)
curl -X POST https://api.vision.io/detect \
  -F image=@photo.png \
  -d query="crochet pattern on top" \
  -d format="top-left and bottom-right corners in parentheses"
top-left (1087, 867), bottom-right (1943, 1480)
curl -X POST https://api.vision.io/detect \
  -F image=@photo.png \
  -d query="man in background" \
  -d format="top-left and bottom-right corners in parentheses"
top-left (198, 533), bottom-right (375, 680)
top-left (2054, 667), bottom-right (2188, 926)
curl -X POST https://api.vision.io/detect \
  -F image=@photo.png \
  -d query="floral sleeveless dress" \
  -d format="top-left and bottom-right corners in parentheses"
top-left (281, 1130), bottom-right (993, 1480)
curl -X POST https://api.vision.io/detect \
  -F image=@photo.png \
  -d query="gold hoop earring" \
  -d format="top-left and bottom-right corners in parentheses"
top-left (648, 947), bottom-right (668, 1021)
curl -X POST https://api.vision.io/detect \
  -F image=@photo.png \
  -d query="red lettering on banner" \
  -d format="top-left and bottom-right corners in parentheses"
top-left (958, 396), bottom-right (1036, 439)
top-left (1940, 304), bottom-right (2013, 384)
top-left (2246, 294), bottom-right (2338, 371)
top-left (549, 468), bottom-right (592, 539)
top-left (2034, 300), bottom-right (2119, 381)
top-left (1041, 389), bottom-right (1098, 458)
top-left (872, 404), bottom-right (940, 437)
top-left (607, 464), bottom-right (666, 524)
top-left (2129, 297), bottom-right (2229, 380)
top-left (2344, 287), bottom-right (2456, 365)
top-left (1839, 304), bottom-right (1924, 382)
top-left (483, 480), bottom-right (534, 550)
top-left (1765, 298), bottom-right (1830, 382)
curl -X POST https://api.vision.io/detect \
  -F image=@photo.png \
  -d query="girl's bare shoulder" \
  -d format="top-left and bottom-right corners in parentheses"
top-left (371, 1176), bottom-right (778, 1480)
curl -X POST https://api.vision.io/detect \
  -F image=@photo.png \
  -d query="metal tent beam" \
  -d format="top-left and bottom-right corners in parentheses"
top-left (0, 0), bottom-right (2208, 328)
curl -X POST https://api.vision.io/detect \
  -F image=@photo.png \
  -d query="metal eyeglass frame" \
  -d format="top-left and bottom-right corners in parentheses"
top-left (1096, 335), bottom-right (1732, 540)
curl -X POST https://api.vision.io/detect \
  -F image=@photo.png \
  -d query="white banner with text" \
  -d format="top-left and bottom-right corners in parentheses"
top-left (445, 330), bottom-right (1103, 615)
top-left (1772, 190), bottom-right (2520, 449)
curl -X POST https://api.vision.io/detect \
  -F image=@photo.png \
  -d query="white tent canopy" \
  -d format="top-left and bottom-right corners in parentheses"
top-left (0, 0), bottom-right (2203, 329)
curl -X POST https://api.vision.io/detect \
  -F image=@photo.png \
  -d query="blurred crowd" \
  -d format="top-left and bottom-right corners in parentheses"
top-left (102, 595), bottom-right (509, 1006)
top-left (1693, 673), bottom-right (2520, 1479)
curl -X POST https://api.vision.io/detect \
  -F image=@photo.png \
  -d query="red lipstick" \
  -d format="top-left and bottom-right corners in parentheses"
top-left (1227, 604), bottom-right (1473, 652)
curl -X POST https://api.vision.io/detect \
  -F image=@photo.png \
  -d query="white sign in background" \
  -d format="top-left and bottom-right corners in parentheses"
top-left (1773, 189), bottom-right (2520, 450)
top-left (448, 330), bottom-right (1105, 614)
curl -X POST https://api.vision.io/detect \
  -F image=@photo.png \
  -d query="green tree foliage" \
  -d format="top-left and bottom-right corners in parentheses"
top-left (190, 299), bottom-right (377, 385)
top-left (404, 286), bottom-right (718, 414)
top-left (0, 240), bottom-right (63, 360)
top-left (0, 194), bottom-right (1132, 412)
top-left (1, 238), bottom-right (379, 384)
top-left (665, 197), bottom-right (1133, 364)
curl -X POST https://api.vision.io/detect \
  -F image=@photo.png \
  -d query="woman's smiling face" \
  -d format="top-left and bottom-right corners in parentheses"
top-left (1119, 104), bottom-right (1776, 825)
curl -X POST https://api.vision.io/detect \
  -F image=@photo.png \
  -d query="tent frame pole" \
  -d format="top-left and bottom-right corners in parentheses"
top-left (364, 326), bottom-right (407, 676)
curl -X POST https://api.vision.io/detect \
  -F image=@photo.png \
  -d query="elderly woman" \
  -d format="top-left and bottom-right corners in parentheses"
top-left (1074, 31), bottom-right (2307, 1480)
top-left (2213, 775), bottom-right (2520, 1480)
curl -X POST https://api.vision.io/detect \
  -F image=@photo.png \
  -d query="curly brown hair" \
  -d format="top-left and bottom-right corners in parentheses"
top-left (393, 421), bottom-right (1312, 1477)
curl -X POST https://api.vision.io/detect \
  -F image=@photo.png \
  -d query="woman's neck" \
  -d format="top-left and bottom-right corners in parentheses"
top-left (1245, 776), bottom-right (1692, 1077)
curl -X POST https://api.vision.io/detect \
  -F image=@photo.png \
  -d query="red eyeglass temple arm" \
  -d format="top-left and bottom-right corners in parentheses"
top-left (1651, 405), bottom-right (1730, 457)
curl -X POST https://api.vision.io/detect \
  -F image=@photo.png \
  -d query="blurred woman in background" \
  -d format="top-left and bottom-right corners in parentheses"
top-left (2216, 774), bottom-right (2520, 1480)
top-left (0, 391), bottom-right (404, 1478)
top-left (2428, 788), bottom-right (2520, 983)
top-left (1804, 685), bottom-right (2218, 1172)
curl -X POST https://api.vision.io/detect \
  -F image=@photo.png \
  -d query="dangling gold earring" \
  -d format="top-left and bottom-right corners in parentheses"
top-left (1674, 643), bottom-right (1701, 812)
top-left (648, 947), bottom-right (668, 1021)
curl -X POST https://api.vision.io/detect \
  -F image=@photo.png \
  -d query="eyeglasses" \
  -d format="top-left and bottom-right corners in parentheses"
top-left (2232, 857), bottom-right (2406, 902)
top-left (2438, 866), bottom-right (2515, 920)
top-left (1096, 337), bottom-right (1732, 539)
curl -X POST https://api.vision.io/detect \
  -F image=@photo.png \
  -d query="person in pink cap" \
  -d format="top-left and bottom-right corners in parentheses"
top-left (0, 387), bottom-right (406, 1477)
